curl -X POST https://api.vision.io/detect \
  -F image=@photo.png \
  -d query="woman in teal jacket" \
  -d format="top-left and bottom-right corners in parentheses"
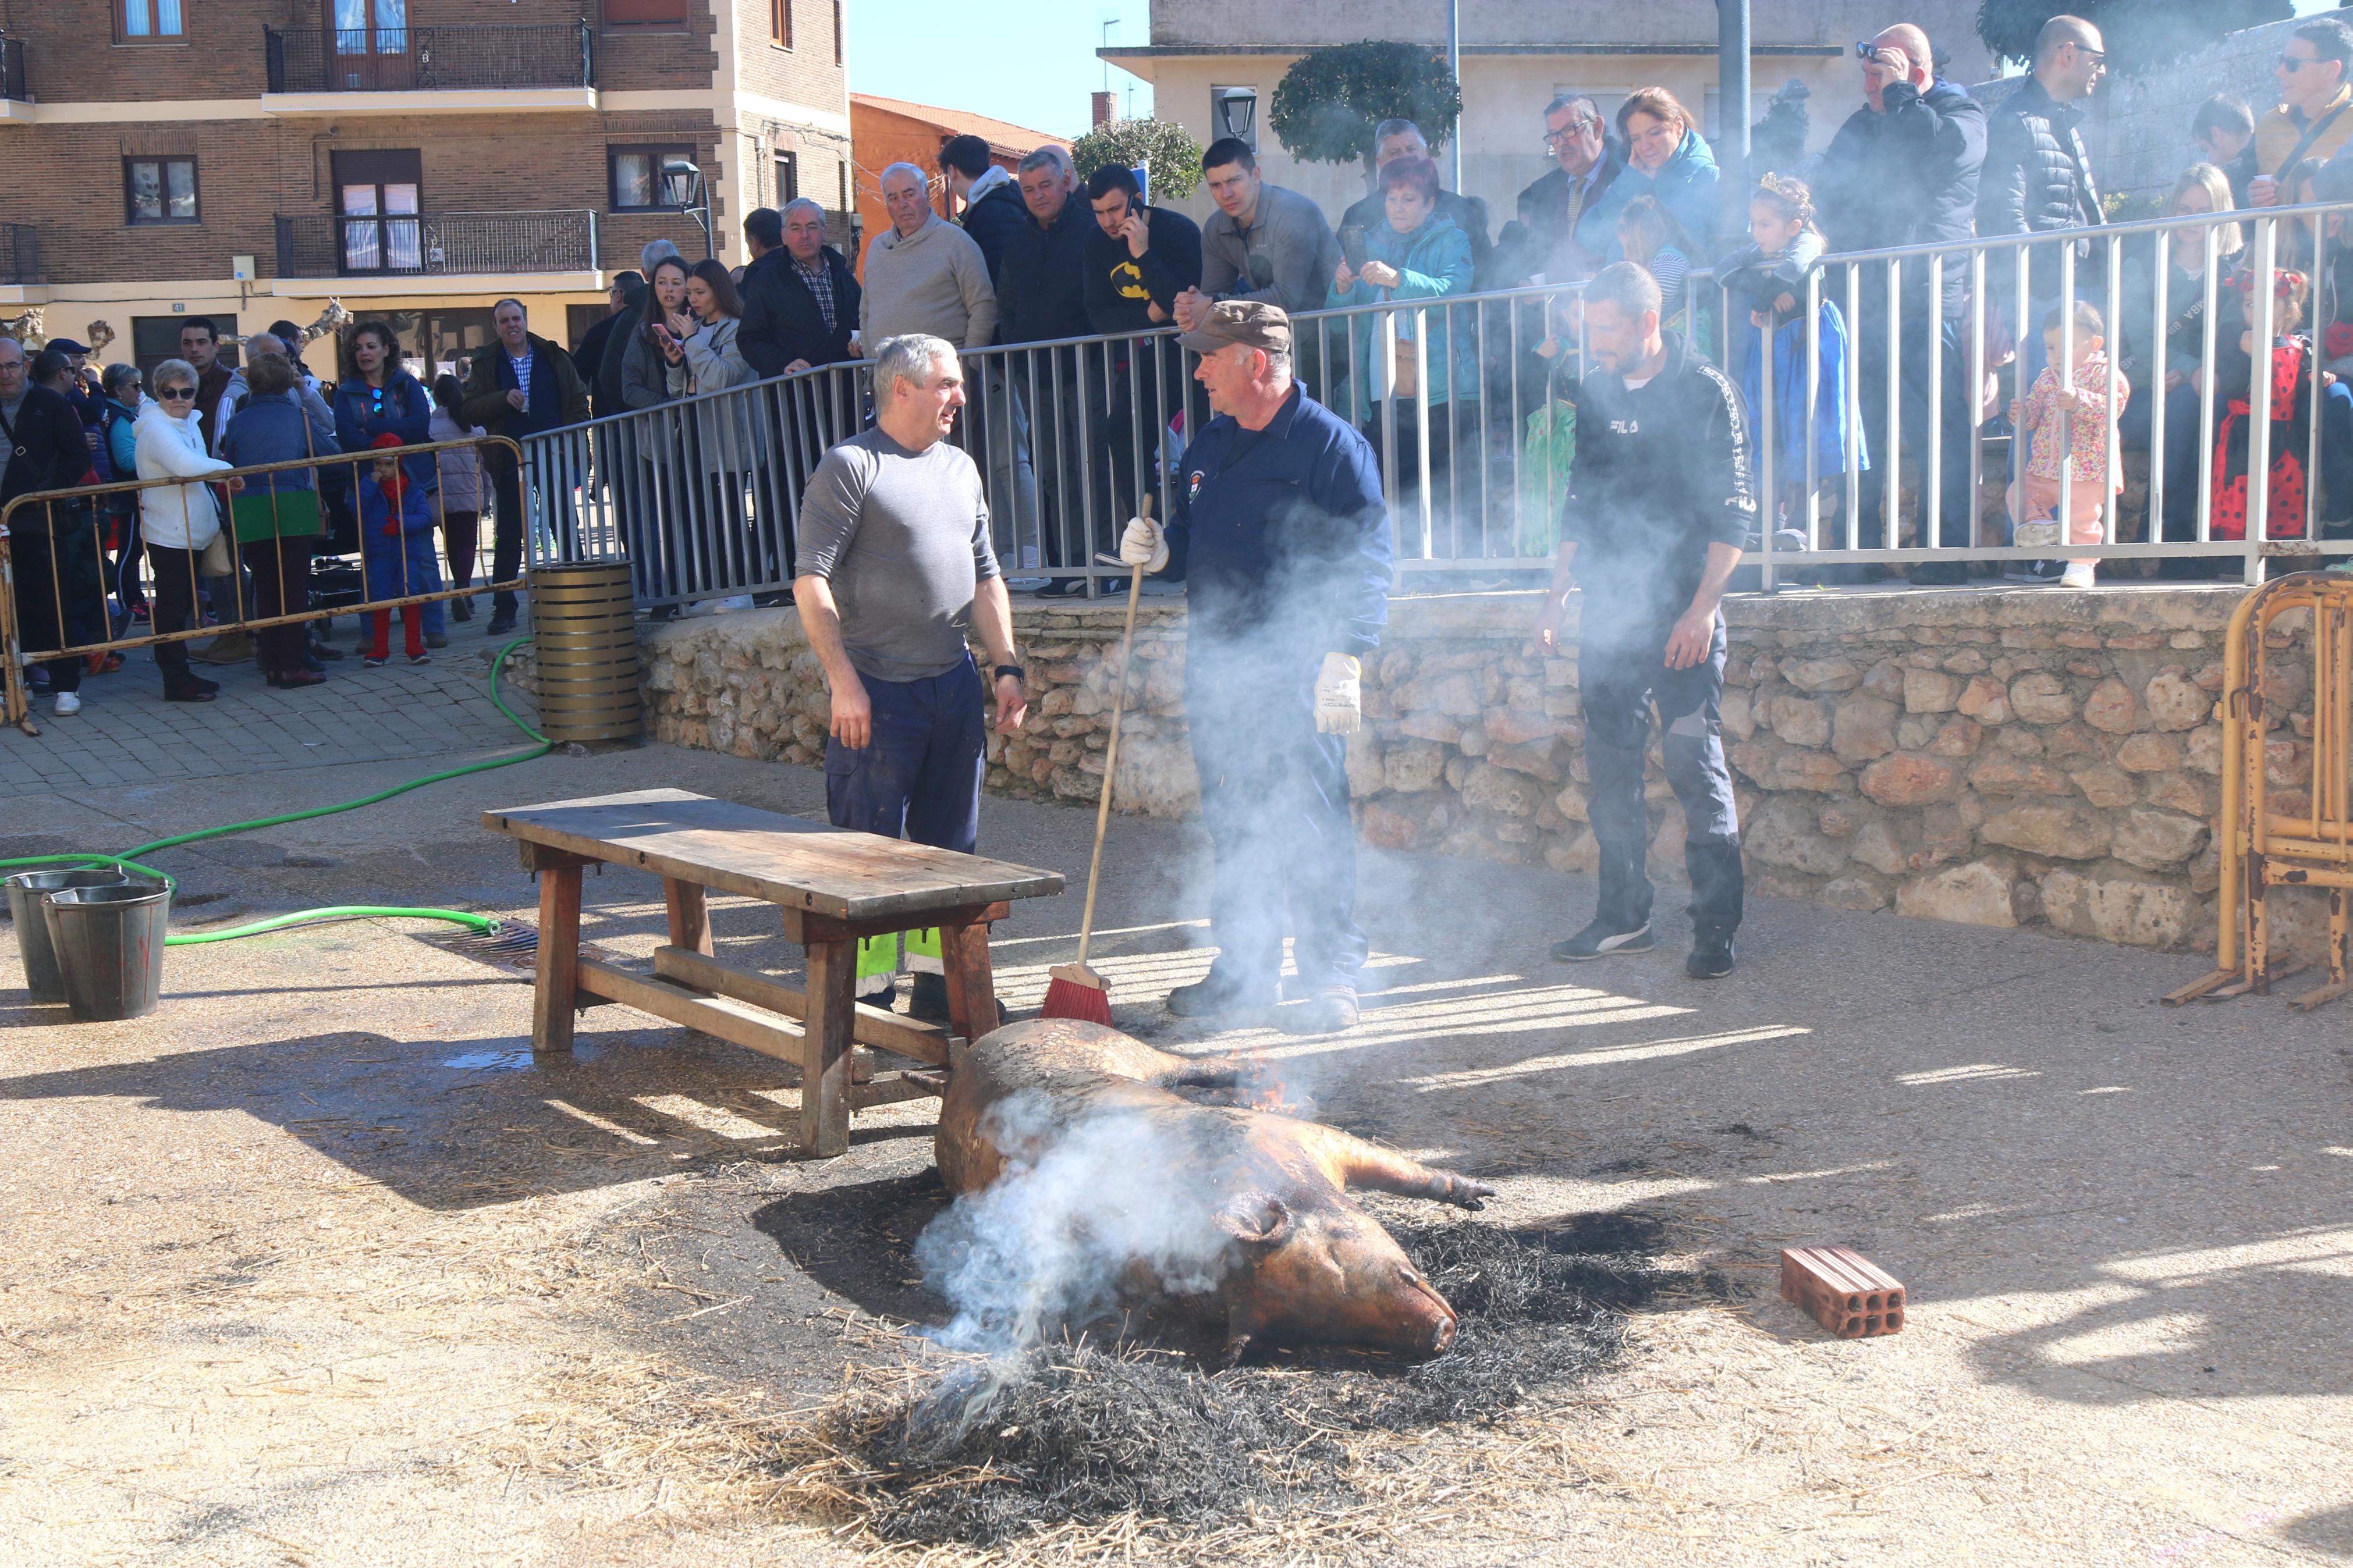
top-left (1616, 86), bottom-right (1722, 259)
top-left (1328, 155), bottom-right (1477, 554)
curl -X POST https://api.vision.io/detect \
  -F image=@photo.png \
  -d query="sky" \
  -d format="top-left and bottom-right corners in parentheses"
top-left (845, 0), bottom-right (1154, 140)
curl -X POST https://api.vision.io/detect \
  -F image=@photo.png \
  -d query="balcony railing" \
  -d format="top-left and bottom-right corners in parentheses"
top-left (0, 224), bottom-right (38, 287)
top-left (264, 22), bottom-right (594, 94)
top-left (0, 33), bottom-right (29, 102)
top-left (274, 210), bottom-right (598, 279)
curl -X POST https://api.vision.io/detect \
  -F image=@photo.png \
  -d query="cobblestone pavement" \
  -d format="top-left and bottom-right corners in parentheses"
top-left (1, 628), bottom-right (537, 798)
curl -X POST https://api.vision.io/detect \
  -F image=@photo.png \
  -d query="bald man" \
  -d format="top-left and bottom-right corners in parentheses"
top-left (1812, 21), bottom-right (1986, 582)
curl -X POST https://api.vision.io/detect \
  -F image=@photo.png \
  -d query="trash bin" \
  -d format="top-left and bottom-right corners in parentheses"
top-left (7, 868), bottom-right (133, 1004)
top-left (531, 559), bottom-right (643, 744)
top-left (41, 880), bottom-right (171, 1022)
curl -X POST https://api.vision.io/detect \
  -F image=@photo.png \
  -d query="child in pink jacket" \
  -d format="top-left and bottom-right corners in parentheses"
top-left (2008, 300), bottom-right (2128, 588)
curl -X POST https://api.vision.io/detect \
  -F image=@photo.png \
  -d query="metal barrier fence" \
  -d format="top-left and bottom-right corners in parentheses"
top-left (2167, 570), bottom-right (2353, 1011)
top-left (518, 200), bottom-right (2353, 604)
top-left (1, 433), bottom-right (521, 734)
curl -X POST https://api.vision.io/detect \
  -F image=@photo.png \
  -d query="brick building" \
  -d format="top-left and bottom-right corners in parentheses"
top-left (847, 93), bottom-right (1068, 268)
top-left (0, 0), bottom-right (850, 379)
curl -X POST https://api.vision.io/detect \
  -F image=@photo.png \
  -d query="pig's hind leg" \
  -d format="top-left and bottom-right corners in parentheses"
top-left (1308, 1125), bottom-right (1496, 1211)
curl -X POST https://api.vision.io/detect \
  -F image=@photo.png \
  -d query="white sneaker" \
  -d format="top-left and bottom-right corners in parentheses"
top-left (52, 691), bottom-right (80, 717)
top-left (2060, 563), bottom-right (2098, 588)
top-left (710, 595), bottom-right (756, 613)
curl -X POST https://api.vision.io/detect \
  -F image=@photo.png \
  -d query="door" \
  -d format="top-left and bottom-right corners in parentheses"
top-left (333, 150), bottom-right (423, 273)
top-left (332, 0), bottom-right (411, 91)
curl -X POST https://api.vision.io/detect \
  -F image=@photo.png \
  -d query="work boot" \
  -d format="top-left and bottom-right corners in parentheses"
top-left (1687, 930), bottom-right (1737, 980)
top-left (485, 610), bottom-right (518, 635)
top-left (1287, 984), bottom-right (1358, 1035)
top-left (1550, 918), bottom-right (1653, 962)
top-left (907, 971), bottom-right (950, 1024)
top-left (191, 629), bottom-right (254, 665)
top-left (1166, 973), bottom-right (1272, 1022)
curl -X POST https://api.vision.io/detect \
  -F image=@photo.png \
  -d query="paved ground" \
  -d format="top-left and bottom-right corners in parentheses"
top-left (1, 662), bottom-right (2348, 1565)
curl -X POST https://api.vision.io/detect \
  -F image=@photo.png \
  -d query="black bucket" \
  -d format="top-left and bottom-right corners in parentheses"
top-left (41, 881), bottom-right (172, 1022)
top-left (7, 869), bottom-right (133, 1004)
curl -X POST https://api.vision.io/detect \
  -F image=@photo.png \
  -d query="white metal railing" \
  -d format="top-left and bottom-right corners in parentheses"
top-left (520, 199), bottom-right (2353, 604)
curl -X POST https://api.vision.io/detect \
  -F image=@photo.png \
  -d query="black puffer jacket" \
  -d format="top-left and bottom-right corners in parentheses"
top-left (996, 198), bottom-right (1095, 346)
top-left (1815, 78), bottom-right (1986, 321)
top-left (959, 175), bottom-right (1030, 289)
top-left (1978, 77), bottom-right (2103, 298)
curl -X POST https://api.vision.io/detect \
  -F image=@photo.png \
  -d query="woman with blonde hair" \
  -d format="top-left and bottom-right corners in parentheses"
top-left (134, 357), bottom-right (239, 702)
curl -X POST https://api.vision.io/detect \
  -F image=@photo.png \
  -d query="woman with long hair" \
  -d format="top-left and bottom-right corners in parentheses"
top-left (682, 257), bottom-right (761, 610)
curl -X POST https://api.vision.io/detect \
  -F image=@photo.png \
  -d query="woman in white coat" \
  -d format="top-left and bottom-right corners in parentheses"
top-left (135, 357), bottom-right (239, 702)
top-left (682, 258), bottom-right (759, 611)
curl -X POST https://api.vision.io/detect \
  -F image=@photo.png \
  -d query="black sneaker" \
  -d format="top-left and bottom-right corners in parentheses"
top-left (485, 611), bottom-right (518, 635)
top-left (1288, 985), bottom-right (1358, 1034)
top-left (1166, 975), bottom-right (1270, 1021)
top-left (907, 971), bottom-right (950, 1024)
top-left (1550, 919), bottom-right (1653, 962)
top-left (1687, 933), bottom-right (1737, 980)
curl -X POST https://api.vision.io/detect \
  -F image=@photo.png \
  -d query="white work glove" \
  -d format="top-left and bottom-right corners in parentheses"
top-left (1315, 652), bottom-right (1362, 735)
top-left (1117, 513), bottom-right (1169, 572)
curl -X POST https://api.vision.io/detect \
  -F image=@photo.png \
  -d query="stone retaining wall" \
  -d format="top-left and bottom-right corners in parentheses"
top-left (623, 585), bottom-right (2312, 956)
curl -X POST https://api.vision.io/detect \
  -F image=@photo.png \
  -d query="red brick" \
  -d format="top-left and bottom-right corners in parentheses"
top-left (1780, 1246), bottom-right (1906, 1338)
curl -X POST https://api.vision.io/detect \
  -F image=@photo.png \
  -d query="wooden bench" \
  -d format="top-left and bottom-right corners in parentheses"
top-left (482, 788), bottom-right (1064, 1155)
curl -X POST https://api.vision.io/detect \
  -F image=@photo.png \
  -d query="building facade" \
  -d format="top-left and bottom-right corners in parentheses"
top-left (847, 93), bottom-right (1069, 264)
top-left (1101, 0), bottom-right (1992, 232)
top-left (0, 0), bottom-right (850, 378)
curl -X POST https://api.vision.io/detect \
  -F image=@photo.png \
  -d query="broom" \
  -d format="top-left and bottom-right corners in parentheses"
top-left (1039, 500), bottom-right (1154, 1025)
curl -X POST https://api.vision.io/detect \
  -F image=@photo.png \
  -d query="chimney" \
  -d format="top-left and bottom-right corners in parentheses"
top-left (1092, 91), bottom-right (1115, 129)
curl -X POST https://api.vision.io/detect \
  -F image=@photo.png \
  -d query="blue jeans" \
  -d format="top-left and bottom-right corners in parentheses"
top-left (823, 655), bottom-right (986, 856)
top-left (1186, 647), bottom-right (1366, 994)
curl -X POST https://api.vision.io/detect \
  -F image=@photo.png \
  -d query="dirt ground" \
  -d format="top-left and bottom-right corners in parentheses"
top-left (3, 735), bottom-right (2350, 1566)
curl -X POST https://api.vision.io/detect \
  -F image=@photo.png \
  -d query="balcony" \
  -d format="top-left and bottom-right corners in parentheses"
top-left (0, 33), bottom-right (33, 122)
top-left (271, 209), bottom-right (600, 297)
top-left (261, 23), bottom-right (597, 115)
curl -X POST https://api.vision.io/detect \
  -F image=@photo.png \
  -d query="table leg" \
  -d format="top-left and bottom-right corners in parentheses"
top-left (533, 865), bottom-right (583, 1057)
top-left (663, 877), bottom-right (714, 956)
top-left (939, 919), bottom-right (1000, 1045)
top-left (801, 937), bottom-right (856, 1157)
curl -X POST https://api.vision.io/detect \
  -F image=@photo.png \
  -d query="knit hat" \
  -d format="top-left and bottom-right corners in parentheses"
top-left (370, 433), bottom-right (404, 450)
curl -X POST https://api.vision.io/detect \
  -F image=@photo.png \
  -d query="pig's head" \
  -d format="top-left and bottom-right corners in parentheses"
top-left (1213, 1191), bottom-right (1459, 1363)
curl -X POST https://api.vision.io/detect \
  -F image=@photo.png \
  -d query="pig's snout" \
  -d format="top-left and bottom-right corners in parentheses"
top-left (1426, 1311), bottom-right (1457, 1355)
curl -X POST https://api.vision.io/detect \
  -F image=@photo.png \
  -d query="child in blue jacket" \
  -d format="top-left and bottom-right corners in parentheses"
top-left (359, 432), bottom-right (441, 664)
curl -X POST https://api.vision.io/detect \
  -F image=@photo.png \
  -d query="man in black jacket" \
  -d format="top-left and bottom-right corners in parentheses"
top-left (1815, 22), bottom-right (1988, 582)
top-left (941, 133), bottom-right (1028, 289)
top-left (1082, 163), bottom-right (1202, 531)
top-left (1, 337), bottom-right (106, 714)
top-left (572, 273), bottom-right (638, 421)
top-left (998, 145), bottom-right (1105, 593)
top-left (739, 201), bottom-right (861, 376)
top-left (1533, 265), bottom-right (1754, 980)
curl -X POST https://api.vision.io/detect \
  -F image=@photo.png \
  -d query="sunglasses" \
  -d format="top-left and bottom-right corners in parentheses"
top-left (157, 386), bottom-right (197, 400)
top-left (2281, 53), bottom-right (2327, 72)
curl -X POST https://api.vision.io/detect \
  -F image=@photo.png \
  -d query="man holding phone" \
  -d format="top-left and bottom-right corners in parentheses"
top-left (1083, 164), bottom-right (1203, 541)
top-left (1534, 264), bottom-right (1754, 980)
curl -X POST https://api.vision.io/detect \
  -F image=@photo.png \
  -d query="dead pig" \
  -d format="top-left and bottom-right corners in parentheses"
top-left (934, 1018), bottom-right (1494, 1361)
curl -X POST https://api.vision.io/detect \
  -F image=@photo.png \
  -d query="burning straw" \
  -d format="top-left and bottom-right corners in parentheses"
top-left (771, 1210), bottom-right (1719, 1553)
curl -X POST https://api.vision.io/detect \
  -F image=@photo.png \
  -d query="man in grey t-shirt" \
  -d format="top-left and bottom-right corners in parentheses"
top-left (794, 332), bottom-right (1028, 1015)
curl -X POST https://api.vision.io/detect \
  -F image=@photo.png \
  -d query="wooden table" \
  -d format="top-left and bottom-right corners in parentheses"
top-left (482, 788), bottom-right (1064, 1155)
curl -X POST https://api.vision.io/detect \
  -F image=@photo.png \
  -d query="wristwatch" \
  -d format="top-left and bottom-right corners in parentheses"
top-left (993, 663), bottom-right (1025, 684)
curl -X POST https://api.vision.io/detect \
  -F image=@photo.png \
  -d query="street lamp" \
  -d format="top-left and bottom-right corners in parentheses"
top-left (661, 157), bottom-right (714, 261)
top-left (1214, 86), bottom-right (1257, 148)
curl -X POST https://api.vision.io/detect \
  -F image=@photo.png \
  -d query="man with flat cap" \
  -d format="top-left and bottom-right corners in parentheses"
top-left (1119, 301), bottom-right (1393, 1033)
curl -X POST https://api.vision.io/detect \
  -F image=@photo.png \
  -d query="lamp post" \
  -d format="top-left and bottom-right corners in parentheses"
top-left (1447, 0), bottom-right (1461, 191)
top-left (662, 157), bottom-right (714, 261)
top-left (1717, 0), bottom-right (1751, 243)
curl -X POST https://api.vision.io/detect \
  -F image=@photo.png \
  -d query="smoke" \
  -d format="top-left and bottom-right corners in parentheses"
top-left (916, 1090), bottom-right (1240, 1354)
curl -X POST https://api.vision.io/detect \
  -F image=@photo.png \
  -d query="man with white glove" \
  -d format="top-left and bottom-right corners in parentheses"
top-left (1158, 301), bottom-right (1392, 1034)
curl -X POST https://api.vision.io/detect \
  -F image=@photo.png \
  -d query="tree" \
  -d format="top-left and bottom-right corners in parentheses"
top-left (1976, 0), bottom-right (2293, 76)
top-left (1071, 116), bottom-right (1205, 201)
top-left (1267, 41), bottom-right (1463, 186)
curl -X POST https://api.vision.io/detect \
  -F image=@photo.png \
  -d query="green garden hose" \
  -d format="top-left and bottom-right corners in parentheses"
top-left (3, 636), bottom-right (548, 946)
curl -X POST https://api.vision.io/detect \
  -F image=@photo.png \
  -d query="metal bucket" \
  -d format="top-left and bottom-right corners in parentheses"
top-left (7, 868), bottom-right (133, 1004)
top-left (530, 560), bottom-right (642, 744)
top-left (41, 880), bottom-right (171, 1022)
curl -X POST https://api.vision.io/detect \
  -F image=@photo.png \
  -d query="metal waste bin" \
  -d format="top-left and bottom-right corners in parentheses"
top-left (8, 868), bottom-right (133, 1004)
top-left (42, 880), bottom-right (171, 1022)
top-left (530, 560), bottom-right (643, 744)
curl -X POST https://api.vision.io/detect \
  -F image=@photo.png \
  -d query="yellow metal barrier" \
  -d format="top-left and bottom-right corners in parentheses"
top-left (2166, 570), bottom-right (2353, 1009)
top-left (1, 433), bottom-right (521, 734)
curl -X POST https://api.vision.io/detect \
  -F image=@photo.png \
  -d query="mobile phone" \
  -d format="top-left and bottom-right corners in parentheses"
top-left (1339, 225), bottom-right (1368, 273)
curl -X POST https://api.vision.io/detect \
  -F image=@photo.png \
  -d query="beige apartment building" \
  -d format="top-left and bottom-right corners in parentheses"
top-left (1102, 0), bottom-right (1992, 230)
top-left (0, 0), bottom-right (849, 378)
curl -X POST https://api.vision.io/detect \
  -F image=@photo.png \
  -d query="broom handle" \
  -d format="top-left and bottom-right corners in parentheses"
top-left (1075, 533), bottom-right (1149, 971)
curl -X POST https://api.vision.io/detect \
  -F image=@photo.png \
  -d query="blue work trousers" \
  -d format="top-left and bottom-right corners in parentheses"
top-left (824, 655), bottom-right (986, 856)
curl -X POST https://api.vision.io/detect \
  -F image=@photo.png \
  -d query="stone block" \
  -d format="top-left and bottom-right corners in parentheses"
top-left (1897, 857), bottom-right (2025, 927)
top-left (2116, 731), bottom-right (2182, 772)
top-left (1385, 742), bottom-right (1449, 794)
top-left (2008, 671), bottom-right (2075, 724)
top-left (2143, 669), bottom-right (2210, 730)
top-left (2070, 767), bottom-right (2137, 809)
top-left (1816, 797), bottom-right (1873, 838)
top-left (1488, 738), bottom-right (1568, 780)
top-left (1770, 694), bottom-right (1833, 748)
top-left (1969, 756), bottom-right (2073, 796)
top-left (2111, 808), bottom-right (2210, 870)
top-left (2143, 771), bottom-right (2208, 816)
top-left (1399, 710), bottom-right (1465, 745)
top-left (1785, 657), bottom-right (1863, 693)
top-left (2082, 677), bottom-right (2139, 733)
top-left (1345, 733), bottom-right (1386, 798)
top-left (1820, 873), bottom-right (1893, 911)
top-left (1981, 802), bottom-right (2111, 860)
top-left (1553, 783), bottom-right (1590, 823)
top-left (1957, 675), bottom-right (2012, 724)
top-left (1545, 826), bottom-right (1600, 874)
top-left (1833, 695), bottom-right (1900, 762)
top-left (1461, 763), bottom-right (1545, 817)
top-left (1928, 716), bottom-right (1984, 758)
top-left (1904, 667), bottom-right (1961, 713)
top-left (1720, 687), bottom-right (1756, 740)
top-left (1362, 799), bottom-right (1431, 850)
top-left (1860, 752), bottom-right (1964, 806)
top-left (1864, 660), bottom-right (1907, 700)
top-left (1429, 674), bottom-right (1484, 716)
top-left (1485, 707), bottom-right (1556, 745)
top-left (2040, 866), bottom-right (2199, 948)
top-left (1747, 795), bottom-right (1850, 875)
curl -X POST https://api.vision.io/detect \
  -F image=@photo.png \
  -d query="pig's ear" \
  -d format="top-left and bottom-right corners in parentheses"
top-left (1215, 1193), bottom-right (1293, 1249)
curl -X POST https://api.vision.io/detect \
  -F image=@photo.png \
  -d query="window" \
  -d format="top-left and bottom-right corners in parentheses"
top-left (774, 151), bottom-right (798, 205)
top-left (832, 0), bottom-right (843, 64)
top-left (611, 145), bottom-right (694, 211)
top-left (605, 0), bottom-right (689, 26)
top-left (118, 0), bottom-right (185, 41)
top-left (125, 158), bottom-right (198, 225)
top-left (331, 149), bottom-right (423, 272)
top-left (770, 0), bottom-right (791, 49)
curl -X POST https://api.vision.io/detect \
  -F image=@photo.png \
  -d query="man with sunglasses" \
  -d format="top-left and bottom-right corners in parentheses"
top-left (2255, 19), bottom-right (2353, 207)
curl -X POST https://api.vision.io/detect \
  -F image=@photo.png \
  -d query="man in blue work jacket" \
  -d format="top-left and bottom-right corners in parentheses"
top-left (1118, 301), bottom-right (1393, 1033)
